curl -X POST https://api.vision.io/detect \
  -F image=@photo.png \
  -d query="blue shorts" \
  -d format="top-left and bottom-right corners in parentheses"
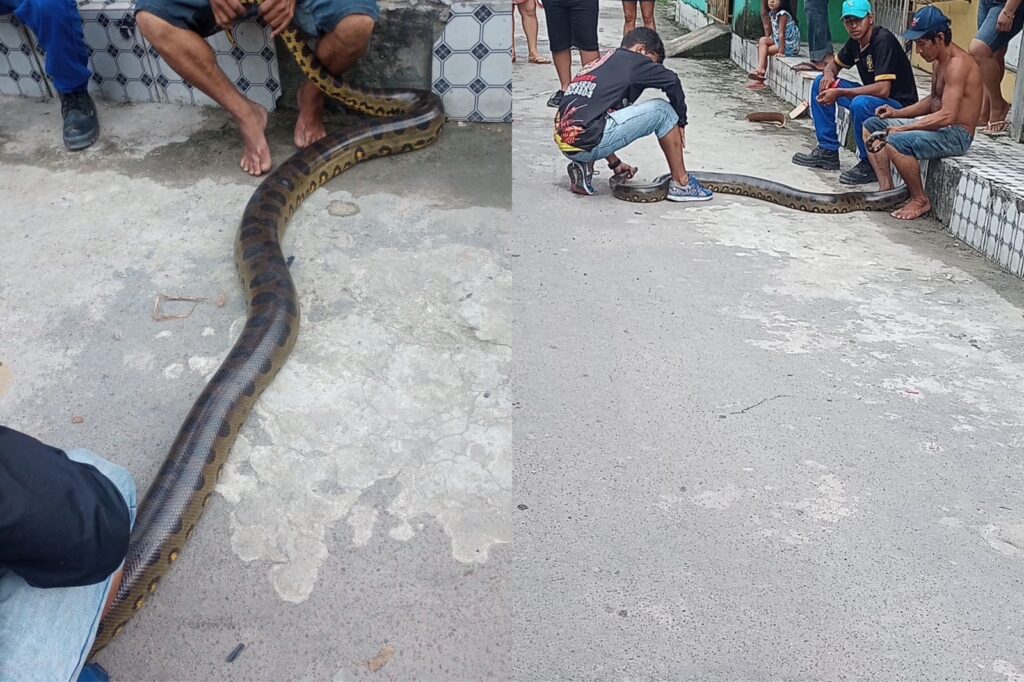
top-left (0, 448), bottom-right (136, 682)
top-left (863, 116), bottom-right (973, 160)
top-left (134, 0), bottom-right (379, 39)
top-left (565, 99), bottom-right (679, 163)
top-left (975, 0), bottom-right (1024, 52)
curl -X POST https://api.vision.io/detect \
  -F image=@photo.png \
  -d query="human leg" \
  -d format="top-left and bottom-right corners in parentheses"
top-left (971, 0), bottom-right (1024, 130)
top-left (622, 0), bottom-right (637, 36)
top-left (517, 0), bottom-right (548, 62)
top-left (839, 95), bottom-right (900, 183)
top-left (792, 76), bottom-right (859, 169)
top-left (5, 0), bottom-right (98, 150)
top-left (571, 0), bottom-right (600, 67)
top-left (0, 448), bottom-right (136, 682)
top-left (544, 0), bottom-right (573, 102)
top-left (639, 0), bottom-right (656, 30)
top-left (804, 0), bottom-right (833, 64)
top-left (294, 2), bottom-right (378, 147)
top-left (135, 3), bottom-right (271, 175)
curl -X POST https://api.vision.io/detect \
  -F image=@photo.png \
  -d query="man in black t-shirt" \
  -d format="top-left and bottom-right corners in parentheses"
top-left (0, 425), bottom-right (136, 681)
top-left (792, 0), bottom-right (919, 185)
top-left (553, 28), bottom-right (713, 202)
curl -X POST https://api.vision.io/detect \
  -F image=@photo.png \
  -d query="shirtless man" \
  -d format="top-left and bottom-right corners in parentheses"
top-left (862, 6), bottom-right (982, 220)
top-left (135, 0), bottom-right (378, 176)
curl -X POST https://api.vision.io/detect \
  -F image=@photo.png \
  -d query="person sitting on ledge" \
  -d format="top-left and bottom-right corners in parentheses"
top-left (862, 6), bottom-right (983, 221)
top-left (134, 0), bottom-right (380, 177)
top-left (0, 0), bottom-right (100, 150)
top-left (553, 27), bottom-right (713, 202)
top-left (791, 0), bottom-right (919, 186)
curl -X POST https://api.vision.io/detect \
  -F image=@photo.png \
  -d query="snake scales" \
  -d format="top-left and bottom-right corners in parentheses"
top-left (609, 112), bottom-right (909, 212)
top-left (88, 7), bottom-right (444, 658)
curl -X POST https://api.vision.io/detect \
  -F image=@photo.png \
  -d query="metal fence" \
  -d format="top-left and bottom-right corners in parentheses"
top-left (872, 0), bottom-right (914, 45)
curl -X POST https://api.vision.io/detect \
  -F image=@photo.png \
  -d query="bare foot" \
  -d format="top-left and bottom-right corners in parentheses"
top-left (891, 196), bottom-right (931, 220)
top-left (295, 81), bottom-right (327, 148)
top-left (237, 101), bottom-right (271, 177)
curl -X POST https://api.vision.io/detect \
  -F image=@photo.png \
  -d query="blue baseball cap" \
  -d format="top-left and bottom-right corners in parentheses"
top-left (903, 5), bottom-right (951, 39)
top-left (841, 0), bottom-right (872, 18)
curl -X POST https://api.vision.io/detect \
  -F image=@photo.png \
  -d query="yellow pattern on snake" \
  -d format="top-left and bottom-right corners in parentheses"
top-left (88, 5), bottom-right (444, 659)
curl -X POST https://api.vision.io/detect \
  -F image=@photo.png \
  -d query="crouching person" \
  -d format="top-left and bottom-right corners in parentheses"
top-left (553, 27), bottom-right (713, 202)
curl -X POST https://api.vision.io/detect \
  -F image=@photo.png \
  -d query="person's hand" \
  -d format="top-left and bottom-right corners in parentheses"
top-left (820, 72), bottom-right (836, 91)
top-left (816, 86), bottom-right (841, 105)
top-left (875, 104), bottom-right (896, 119)
top-left (210, 0), bottom-right (247, 32)
top-left (614, 161), bottom-right (638, 180)
top-left (259, 0), bottom-right (297, 36)
top-left (998, 7), bottom-right (1015, 31)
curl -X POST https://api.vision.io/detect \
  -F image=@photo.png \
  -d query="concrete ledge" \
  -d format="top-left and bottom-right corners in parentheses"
top-left (730, 33), bottom-right (1024, 280)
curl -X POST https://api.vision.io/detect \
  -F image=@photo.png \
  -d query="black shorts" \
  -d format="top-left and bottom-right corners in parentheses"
top-left (543, 0), bottom-right (599, 53)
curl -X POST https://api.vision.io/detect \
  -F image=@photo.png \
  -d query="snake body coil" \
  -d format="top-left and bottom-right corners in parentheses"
top-left (610, 172), bottom-right (909, 212)
top-left (88, 16), bottom-right (444, 658)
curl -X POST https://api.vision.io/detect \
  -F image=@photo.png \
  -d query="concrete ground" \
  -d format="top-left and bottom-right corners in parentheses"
top-left (0, 97), bottom-right (511, 678)
top-left (510, 2), bottom-right (1024, 679)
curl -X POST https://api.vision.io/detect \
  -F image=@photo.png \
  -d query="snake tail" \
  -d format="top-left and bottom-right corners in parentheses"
top-left (87, 79), bottom-right (444, 659)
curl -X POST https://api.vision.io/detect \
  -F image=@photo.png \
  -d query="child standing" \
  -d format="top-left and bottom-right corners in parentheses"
top-left (749, 0), bottom-right (801, 84)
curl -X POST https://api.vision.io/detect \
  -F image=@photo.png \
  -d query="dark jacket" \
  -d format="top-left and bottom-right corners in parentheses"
top-left (555, 48), bottom-right (688, 154)
top-left (0, 426), bottom-right (130, 588)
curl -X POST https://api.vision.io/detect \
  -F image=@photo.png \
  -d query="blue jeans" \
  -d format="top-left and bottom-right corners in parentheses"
top-left (976, 0), bottom-right (1024, 51)
top-left (0, 448), bottom-right (137, 682)
top-left (863, 116), bottom-right (973, 159)
top-left (805, 0), bottom-right (832, 62)
top-left (566, 99), bottom-right (679, 163)
top-left (811, 75), bottom-right (902, 161)
top-left (0, 0), bottom-right (91, 94)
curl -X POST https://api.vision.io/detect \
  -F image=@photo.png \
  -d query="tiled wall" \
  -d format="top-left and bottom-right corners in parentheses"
top-left (432, 2), bottom-right (512, 122)
top-left (673, 1), bottom-right (714, 31)
top-left (1, 1), bottom-right (512, 123)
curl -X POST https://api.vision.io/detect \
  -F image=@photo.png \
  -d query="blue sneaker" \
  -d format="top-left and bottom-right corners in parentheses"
top-left (667, 177), bottom-right (713, 202)
top-left (78, 664), bottom-right (110, 682)
top-left (567, 161), bottom-right (596, 195)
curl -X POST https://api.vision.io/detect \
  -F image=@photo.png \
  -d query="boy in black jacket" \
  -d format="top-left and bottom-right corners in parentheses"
top-left (0, 425), bottom-right (136, 681)
top-left (553, 28), bottom-right (713, 202)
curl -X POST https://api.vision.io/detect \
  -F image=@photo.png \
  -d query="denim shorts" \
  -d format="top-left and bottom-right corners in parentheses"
top-left (566, 99), bottom-right (680, 163)
top-left (0, 448), bottom-right (136, 682)
top-left (975, 0), bottom-right (1024, 52)
top-left (134, 0), bottom-right (379, 39)
top-left (863, 116), bottom-right (973, 160)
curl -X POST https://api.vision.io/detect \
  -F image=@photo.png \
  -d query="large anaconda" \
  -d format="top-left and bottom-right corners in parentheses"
top-left (610, 172), bottom-right (909, 213)
top-left (87, 9), bottom-right (444, 658)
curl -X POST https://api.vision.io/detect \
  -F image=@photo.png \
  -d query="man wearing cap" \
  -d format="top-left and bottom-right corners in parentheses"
top-left (792, 0), bottom-right (919, 185)
top-left (862, 6), bottom-right (983, 220)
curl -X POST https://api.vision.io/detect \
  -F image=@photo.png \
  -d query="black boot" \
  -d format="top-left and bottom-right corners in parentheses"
top-left (839, 159), bottom-right (878, 185)
top-left (792, 145), bottom-right (839, 170)
top-left (60, 90), bottom-right (99, 151)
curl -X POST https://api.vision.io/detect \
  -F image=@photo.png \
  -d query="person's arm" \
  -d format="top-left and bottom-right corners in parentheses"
top-left (0, 427), bottom-right (130, 589)
top-left (632, 59), bottom-right (688, 127)
top-left (775, 13), bottom-right (788, 53)
top-left (887, 59), bottom-right (969, 132)
top-left (762, 0), bottom-right (773, 37)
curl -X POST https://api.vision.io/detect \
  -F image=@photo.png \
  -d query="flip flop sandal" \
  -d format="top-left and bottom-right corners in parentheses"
top-left (792, 61), bottom-right (821, 72)
top-left (529, 56), bottom-right (552, 64)
top-left (745, 81), bottom-right (767, 90)
top-left (747, 72), bottom-right (766, 81)
top-left (981, 119), bottom-right (1010, 137)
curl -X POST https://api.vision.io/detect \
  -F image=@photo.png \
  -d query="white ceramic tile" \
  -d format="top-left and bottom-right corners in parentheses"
top-left (441, 86), bottom-right (475, 119)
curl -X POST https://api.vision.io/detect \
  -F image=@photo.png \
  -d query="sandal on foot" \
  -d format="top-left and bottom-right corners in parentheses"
top-left (981, 119), bottom-right (1010, 137)
top-left (529, 55), bottom-right (552, 64)
top-left (747, 72), bottom-right (766, 81)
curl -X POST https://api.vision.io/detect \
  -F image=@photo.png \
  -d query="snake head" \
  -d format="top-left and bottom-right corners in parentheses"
top-left (866, 130), bottom-right (889, 154)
